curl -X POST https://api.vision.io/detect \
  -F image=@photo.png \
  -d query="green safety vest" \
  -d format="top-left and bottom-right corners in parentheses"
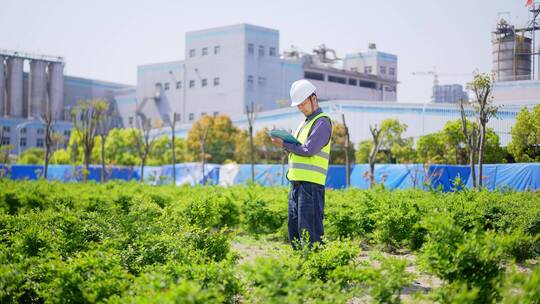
top-left (287, 112), bottom-right (332, 186)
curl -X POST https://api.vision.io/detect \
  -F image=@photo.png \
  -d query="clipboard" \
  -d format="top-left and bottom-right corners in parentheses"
top-left (269, 129), bottom-right (301, 145)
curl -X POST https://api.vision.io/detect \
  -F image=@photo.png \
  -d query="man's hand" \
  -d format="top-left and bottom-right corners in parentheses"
top-left (271, 137), bottom-right (284, 148)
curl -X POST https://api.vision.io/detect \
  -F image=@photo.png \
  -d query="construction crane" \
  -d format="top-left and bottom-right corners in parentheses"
top-left (412, 70), bottom-right (472, 87)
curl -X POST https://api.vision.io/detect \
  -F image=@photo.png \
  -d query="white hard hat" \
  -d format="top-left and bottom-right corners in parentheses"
top-left (290, 79), bottom-right (316, 107)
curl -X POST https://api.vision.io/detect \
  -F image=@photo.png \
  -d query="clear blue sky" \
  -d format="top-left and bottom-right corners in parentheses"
top-left (0, 0), bottom-right (533, 102)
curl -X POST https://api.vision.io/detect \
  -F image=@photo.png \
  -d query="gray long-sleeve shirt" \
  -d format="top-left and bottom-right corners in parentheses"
top-left (283, 108), bottom-right (332, 156)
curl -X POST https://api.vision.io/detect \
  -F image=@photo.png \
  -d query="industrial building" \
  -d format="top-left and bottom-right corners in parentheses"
top-left (123, 24), bottom-right (398, 129)
top-left (432, 84), bottom-right (468, 104)
top-left (151, 100), bottom-right (524, 148)
top-left (490, 6), bottom-right (540, 105)
top-left (0, 49), bottom-right (132, 154)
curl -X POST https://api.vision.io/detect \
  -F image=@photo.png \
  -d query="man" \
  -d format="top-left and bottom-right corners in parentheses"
top-left (271, 79), bottom-right (332, 249)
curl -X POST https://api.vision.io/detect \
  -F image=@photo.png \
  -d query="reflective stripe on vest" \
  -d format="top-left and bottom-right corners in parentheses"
top-left (287, 112), bottom-right (332, 185)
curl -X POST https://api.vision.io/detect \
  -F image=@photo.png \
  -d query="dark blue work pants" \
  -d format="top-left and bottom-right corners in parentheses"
top-left (288, 181), bottom-right (325, 249)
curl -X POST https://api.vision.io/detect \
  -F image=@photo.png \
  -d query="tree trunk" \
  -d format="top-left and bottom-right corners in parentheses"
top-left (171, 131), bottom-right (176, 185)
top-left (84, 152), bottom-right (91, 182)
top-left (201, 146), bottom-right (206, 184)
top-left (44, 145), bottom-right (50, 179)
top-left (477, 126), bottom-right (486, 190)
top-left (101, 137), bottom-right (106, 183)
top-left (140, 157), bottom-right (146, 182)
top-left (469, 149), bottom-right (476, 189)
top-left (249, 125), bottom-right (254, 182)
top-left (369, 161), bottom-right (375, 189)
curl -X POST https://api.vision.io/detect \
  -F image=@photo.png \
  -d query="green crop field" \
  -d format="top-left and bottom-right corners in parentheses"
top-left (1, 180), bottom-right (539, 303)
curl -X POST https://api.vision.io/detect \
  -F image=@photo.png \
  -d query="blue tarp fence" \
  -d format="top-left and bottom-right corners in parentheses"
top-left (1, 163), bottom-right (538, 191)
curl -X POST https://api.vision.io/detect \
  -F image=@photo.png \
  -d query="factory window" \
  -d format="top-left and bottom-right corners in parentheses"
top-left (164, 82), bottom-right (170, 90)
top-left (1, 137), bottom-right (9, 145)
top-left (37, 128), bottom-right (44, 135)
top-left (328, 75), bottom-right (346, 84)
top-left (380, 66), bottom-right (387, 74)
top-left (190, 49), bottom-right (196, 57)
top-left (20, 127), bottom-right (26, 134)
top-left (269, 47), bottom-right (276, 56)
top-left (348, 78), bottom-right (358, 86)
top-left (176, 81), bottom-right (182, 89)
top-left (202, 79), bottom-right (208, 87)
top-left (214, 46), bottom-right (220, 55)
top-left (2, 126), bottom-right (10, 133)
top-left (247, 75), bottom-right (254, 86)
top-left (36, 138), bottom-right (44, 148)
top-left (189, 80), bottom-right (195, 88)
top-left (20, 137), bottom-right (26, 147)
top-left (213, 111), bottom-right (219, 117)
top-left (389, 67), bottom-right (395, 75)
top-left (248, 43), bottom-right (254, 55)
top-left (202, 47), bottom-right (208, 56)
top-left (365, 66), bottom-right (372, 74)
top-left (351, 67), bottom-right (358, 72)
top-left (304, 71), bottom-right (324, 81)
top-left (258, 45), bottom-right (265, 57)
top-left (213, 77), bottom-right (220, 86)
top-left (258, 76), bottom-right (266, 86)
top-left (359, 80), bottom-right (377, 89)
top-left (189, 113), bottom-right (194, 121)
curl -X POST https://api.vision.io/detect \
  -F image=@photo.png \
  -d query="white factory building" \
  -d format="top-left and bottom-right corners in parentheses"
top-left (116, 23), bottom-right (398, 128)
top-left (149, 100), bottom-right (527, 149)
top-left (126, 22), bottom-right (537, 149)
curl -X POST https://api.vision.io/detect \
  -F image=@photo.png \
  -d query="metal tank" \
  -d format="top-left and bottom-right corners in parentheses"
top-left (29, 60), bottom-right (48, 118)
top-left (48, 62), bottom-right (64, 120)
top-left (492, 20), bottom-right (532, 82)
top-left (0, 56), bottom-right (5, 116)
top-left (6, 57), bottom-right (24, 117)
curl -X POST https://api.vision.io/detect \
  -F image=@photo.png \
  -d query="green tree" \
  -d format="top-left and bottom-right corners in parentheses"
top-left (254, 127), bottom-right (282, 164)
top-left (146, 135), bottom-right (187, 166)
top-left (508, 104), bottom-right (540, 162)
top-left (416, 132), bottom-right (448, 164)
top-left (233, 129), bottom-right (250, 164)
top-left (17, 148), bottom-right (44, 164)
top-left (105, 128), bottom-right (139, 166)
top-left (186, 115), bottom-right (239, 164)
top-left (330, 122), bottom-right (355, 165)
top-left (391, 137), bottom-right (416, 164)
top-left (355, 119), bottom-right (409, 165)
top-left (71, 99), bottom-right (109, 182)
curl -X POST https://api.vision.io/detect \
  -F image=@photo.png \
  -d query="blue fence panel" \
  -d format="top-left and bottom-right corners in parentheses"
top-left (1, 163), bottom-right (539, 191)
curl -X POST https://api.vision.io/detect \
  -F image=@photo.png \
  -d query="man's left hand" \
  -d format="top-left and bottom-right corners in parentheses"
top-left (271, 137), bottom-right (284, 148)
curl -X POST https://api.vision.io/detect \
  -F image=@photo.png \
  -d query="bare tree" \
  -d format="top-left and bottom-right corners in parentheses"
top-left (198, 123), bottom-right (210, 183)
top-left (71, 99), bottom-right (108, 182)
top-left (97, 103), bottom-right (113, 183)
top-left (368, 124), bottom-right (384, 189)
top-left (459, 100), bottom-right (478, 189)
top-left (245, 102), bottom-right (260, 183)
top-left (169, 112), bottom-right (180, 185)
top-left (40, 109), bottom-right (56, 179)
top-left (469, 73), bottom-right (497, 189)
top-left (0, 128), bottom-right (12, 178)
top-left (131, 114), bottom-right (161, 182)
top-left (341, 114), bottom-right (351, 188)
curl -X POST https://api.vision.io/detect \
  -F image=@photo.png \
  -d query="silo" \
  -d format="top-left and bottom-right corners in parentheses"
top-left (0, 56), bottom-right (5, 116)
top-left (29, 60), bottom-right (48, 118)
top-left (6, 57), bottom-right (24, 117)
top-left (48, 62), bottom-right (64, 120)
top-left (492, 34), bottom-right (532, 81)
